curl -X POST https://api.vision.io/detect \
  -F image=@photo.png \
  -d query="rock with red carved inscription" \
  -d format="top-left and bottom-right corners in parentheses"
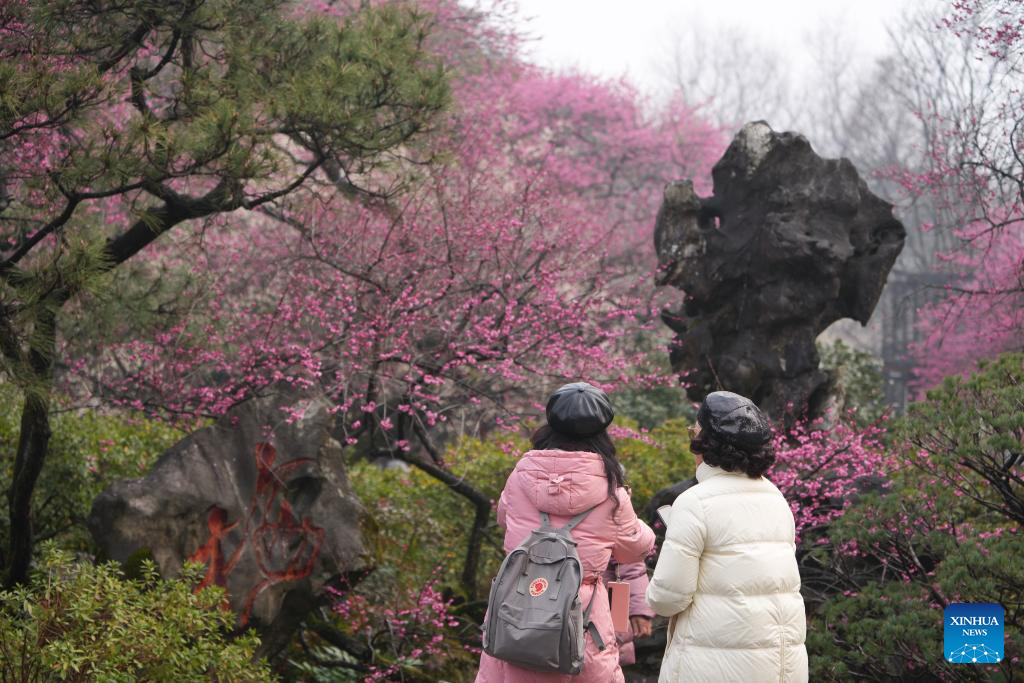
top-left (654, 121), bottom-right (905, 423)
top-left (88, 388), bottom-right (363, 656)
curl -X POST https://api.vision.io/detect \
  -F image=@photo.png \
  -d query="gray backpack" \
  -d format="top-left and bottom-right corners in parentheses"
top-left (482, 507), bottom-right (605, 673)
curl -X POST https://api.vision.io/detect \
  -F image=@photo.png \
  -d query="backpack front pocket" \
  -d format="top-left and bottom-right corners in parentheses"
top-left (491, 601), bottom-right (564, 669)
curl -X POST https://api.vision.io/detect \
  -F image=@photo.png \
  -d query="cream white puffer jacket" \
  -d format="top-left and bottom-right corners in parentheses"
top-left (646, 462), bottom-right (808, 683)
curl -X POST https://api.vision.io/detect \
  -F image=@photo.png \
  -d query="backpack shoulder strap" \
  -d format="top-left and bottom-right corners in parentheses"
top-left (582, 585), bottom-right (606, 651)
top-left (558, 504), bottom-right (599, 533)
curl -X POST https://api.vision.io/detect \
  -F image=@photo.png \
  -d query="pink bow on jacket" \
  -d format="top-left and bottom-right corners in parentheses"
top-left (548, 474), bottom-right (569, 495)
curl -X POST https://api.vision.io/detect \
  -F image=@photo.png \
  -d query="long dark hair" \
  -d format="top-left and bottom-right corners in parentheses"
top-left (531, 424), bottom-right (625, 510)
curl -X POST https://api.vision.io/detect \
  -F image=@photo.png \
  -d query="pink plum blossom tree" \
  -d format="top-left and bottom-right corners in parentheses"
top-left (63, 12), bottom-right (723, 593)
top-left (3, 0), bottom-right (724, 593)
top-left (902, 0), bottom-right (1024, 387)
top-left (0, 0), bottom-right (448, 585)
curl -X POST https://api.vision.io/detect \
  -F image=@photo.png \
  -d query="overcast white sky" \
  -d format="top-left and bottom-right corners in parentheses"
top-left (513, 0), bottom-right (924, 95)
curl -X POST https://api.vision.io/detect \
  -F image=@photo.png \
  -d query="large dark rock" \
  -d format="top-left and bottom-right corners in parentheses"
top-left (88, 389), bottom-right (363, 656)
top-left (654, 122), bottom-right (905, 421)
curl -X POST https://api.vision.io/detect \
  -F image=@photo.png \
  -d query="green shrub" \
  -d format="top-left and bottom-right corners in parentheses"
top-left (617, 417), bottom-right (694, 514)
top-left (289, 645), bottom-right (363, 682)
top-left (353, 432), bottom-right (524, 597)
top-left (807, 353), bottom-right (1023, 681)
top-left (0, 383), bottom-right (181, 555)
top-left (615, 382), bottom-right (694, 430)
top-left (0, 545), bottom-right (273, 682)
top-left (330, 433), bottom-right (524, 681)
top-left (818, 339), bottom-right (886, 424)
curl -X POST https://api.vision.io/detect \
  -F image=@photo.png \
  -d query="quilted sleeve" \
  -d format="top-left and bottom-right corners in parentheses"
top-left (611, 487), bottom-right (656, 564)
top-left (646, 491), bottom-right (706, 617)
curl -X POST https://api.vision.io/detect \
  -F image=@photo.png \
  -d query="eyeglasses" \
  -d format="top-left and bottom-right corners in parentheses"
top-left (687, 423), bottom-right (701, 440)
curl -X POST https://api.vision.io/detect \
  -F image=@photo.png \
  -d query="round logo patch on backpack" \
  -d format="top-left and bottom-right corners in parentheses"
top-left (529, 577), bottom-right (549, 597)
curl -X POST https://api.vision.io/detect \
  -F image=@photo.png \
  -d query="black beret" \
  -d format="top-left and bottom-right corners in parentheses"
top-left (697, 391), bottom-right (771, 450)
top-left (545, 382), bottom-right (614, 437)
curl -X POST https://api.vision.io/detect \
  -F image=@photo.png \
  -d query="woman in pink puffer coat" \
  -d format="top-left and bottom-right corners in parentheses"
top-left (475, 383), bottom-right (656, 683)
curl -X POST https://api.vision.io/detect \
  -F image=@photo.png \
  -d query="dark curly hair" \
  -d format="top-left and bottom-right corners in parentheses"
top-left (690, 430), bottom-right (775, 478)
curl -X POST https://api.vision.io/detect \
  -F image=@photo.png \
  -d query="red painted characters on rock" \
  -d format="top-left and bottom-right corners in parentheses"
top-left (188, 442), bottom-right (325, 625)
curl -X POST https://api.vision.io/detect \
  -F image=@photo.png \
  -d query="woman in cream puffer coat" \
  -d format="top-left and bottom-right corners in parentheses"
top-left (646, 391), bottom-right (808, 683)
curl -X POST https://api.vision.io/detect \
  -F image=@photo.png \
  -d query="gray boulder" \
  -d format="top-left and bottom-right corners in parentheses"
top-left (654, 122), bottom-right (905, 421)
top-left (88, 389), bottom-right (363, 656)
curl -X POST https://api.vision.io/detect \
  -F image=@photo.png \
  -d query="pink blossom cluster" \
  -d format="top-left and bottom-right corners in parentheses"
top-left (946, 0), bottom-right (1024, 58)
top-left (889, 1), bottom-right (1024, 389)
top-left (329, 576), bottom-right (461, 682)
top-left (909, 216), bottom-right (1024, 390)
top-left (887, 100), bottom-right (1024, 390)
top-left (825, 442), bottom-right (1019, 591)
top-left (768, 415), bottom-right (893, 544)
top-left (58, 0), bottom-right (724, 442)
top-left (607, 423), bottom-right (657, 445)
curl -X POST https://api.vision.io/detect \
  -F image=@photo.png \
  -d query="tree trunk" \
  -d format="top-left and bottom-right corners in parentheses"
top-left (0, 181), bottom-right (291, 586)
top-left (462, 497), bottom-right (492, 599)
top-left (5, 391), bottom-right (52, 586)
top-left (4, 306), bottom-right (57, 588)
top-left (1, 200), bottom-right (203, 586)
top-left (396, 450), bottom-right (492, 600)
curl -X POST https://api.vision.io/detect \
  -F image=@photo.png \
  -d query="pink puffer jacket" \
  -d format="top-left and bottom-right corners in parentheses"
top-left (475, 449), bottom-right (655, 683)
